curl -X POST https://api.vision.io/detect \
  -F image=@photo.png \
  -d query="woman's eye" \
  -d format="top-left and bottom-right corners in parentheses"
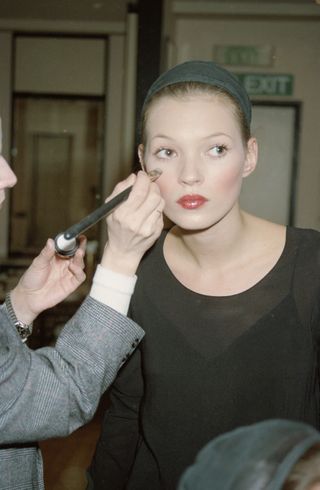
top-left (156, 148), bottom-right (175, 159)
top-left (209, 145), bottom-right (227, 157)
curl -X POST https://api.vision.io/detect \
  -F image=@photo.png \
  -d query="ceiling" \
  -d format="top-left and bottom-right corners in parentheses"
top-left (0, 0), bottom-right (134, 22)
top-left (0, 0), bottom-right (316, 23)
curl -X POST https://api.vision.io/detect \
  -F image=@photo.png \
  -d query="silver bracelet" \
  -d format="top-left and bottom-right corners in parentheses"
top-left (5, 292), bottom-right (33, 343)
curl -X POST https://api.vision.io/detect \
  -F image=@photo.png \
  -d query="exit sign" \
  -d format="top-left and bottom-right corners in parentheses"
top-left (214, 45), bottom-right (273, 67)
top-left (234, 73), bottom-right (294, 96)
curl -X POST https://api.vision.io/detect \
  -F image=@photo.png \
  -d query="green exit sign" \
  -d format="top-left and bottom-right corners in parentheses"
top-left (234, 73), bottom-right (294, 96)
top-left (214, 45), bottom-right (273, 67)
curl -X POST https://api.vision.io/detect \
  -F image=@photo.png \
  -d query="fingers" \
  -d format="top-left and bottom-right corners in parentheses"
top-left (68, 260), bottom-right (86, 284)
top-left (111, 172), bottom-right (163, 225)
top-left (107, 171), bottom-right (165, 243)
top-left (134, 200), bottom-right (165, 240)
top-left (144, 209), bottom-right (164, 240)
top-left (30, 238), bottom-right (56, 270)
top-left (71, 237), bottom-right (86, 271)
top-left (66, 234), bottom-right (86, 284)
top-left (105, 173), bottom-right (137, 203)
top-left (99, 171), bottom-right (165, 275)
top-left (125, 171), bottom-right (161, 211)
top-left (77, 235), bottom-right (87, 253)
top-left (105, 171), bottom-right (160, 213)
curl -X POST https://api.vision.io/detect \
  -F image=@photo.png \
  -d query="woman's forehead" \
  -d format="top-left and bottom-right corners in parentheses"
top-left (146, 95), bottom-right (237, 129)
top-left (148, 92), bottom-right (235, 115)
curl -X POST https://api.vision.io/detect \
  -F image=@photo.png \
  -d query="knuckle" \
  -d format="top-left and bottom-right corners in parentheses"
top-left (146, 193), bottom-right (160, 207)
top-left (133, 188), bottom-right (147, 201)
top-left (150, 182), bottom-right (161, 193)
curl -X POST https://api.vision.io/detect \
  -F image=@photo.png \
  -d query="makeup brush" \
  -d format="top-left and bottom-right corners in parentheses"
top-left (54, 169), bottom-right (162, 257)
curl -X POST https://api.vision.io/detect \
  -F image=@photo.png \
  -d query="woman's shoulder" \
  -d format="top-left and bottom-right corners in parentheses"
top-left (284, 227), bottom-right (320, 283)
top-left (243, 215), bottom-right (320, 274)
top-left (287, 225), bottom-right (320, 251)
top-left (245, 214), bottom-right (320, 250)
top-left (289, 225), bottom-right (320, 238)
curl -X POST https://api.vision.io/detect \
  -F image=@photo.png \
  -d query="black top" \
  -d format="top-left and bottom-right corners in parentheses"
top-left (89, 227), bottom-right (320, 490)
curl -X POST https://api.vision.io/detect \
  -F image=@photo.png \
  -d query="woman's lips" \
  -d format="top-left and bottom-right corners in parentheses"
top-left (177, 194), bottom-right (208, 209)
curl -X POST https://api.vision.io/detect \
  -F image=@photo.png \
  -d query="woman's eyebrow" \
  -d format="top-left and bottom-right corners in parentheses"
top-left (150, 134), bottom-right (175, 141)
top-left (201, 132), bottom-right (232, 140)
top-left (151, 132), bottom-right (232, 142)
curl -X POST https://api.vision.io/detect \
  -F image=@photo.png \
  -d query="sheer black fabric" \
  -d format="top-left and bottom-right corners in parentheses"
top-left (89, 227), bottom-right (320, 490)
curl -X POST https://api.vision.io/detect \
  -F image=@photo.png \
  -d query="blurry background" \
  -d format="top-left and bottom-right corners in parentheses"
top-left (0, 0), bottom-right (319, 488)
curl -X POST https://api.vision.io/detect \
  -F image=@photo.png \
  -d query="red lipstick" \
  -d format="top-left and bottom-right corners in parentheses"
top-left (177, 194), bottom-right (208, 210)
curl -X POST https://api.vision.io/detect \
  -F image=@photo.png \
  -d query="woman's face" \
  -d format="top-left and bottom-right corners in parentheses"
top-left (139, 94), bottom-right (257, 231)
top-left (0, 118), bottom-right (17, 208)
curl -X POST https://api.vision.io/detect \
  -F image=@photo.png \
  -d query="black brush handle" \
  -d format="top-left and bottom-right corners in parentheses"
top-left (64, 185), bottom-right (133, 239)
top-left (54, 169), bottom-right (162, 257)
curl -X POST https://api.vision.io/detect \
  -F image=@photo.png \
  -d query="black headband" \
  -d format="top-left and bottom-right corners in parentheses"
top-left (142, 60), bottom-right (252, 127)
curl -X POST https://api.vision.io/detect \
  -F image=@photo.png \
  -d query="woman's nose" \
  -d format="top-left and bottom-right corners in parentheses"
top-left (0, 155), bottom-right (17, 188)
top-left (178, 155), bottom-right (203, 186)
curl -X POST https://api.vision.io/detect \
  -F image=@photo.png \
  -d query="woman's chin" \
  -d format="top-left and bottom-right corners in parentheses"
top-left (169, 217), bottom-right (216, 233)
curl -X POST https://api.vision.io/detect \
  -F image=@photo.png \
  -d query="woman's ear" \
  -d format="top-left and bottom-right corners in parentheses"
top-left (243, 137), bottom-right (258, 178)
top-left (138, 144), bottom-right (146, 171)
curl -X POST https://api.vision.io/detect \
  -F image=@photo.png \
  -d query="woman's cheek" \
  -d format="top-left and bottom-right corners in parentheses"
top-left (143, 154), bottom-right (162, 174)
top-left (214, 162), bottom-right (244, 192)
top-left (155, 178), bottom-right (172, 201)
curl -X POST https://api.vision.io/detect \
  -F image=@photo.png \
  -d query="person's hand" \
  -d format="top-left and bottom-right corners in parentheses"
top-left (101, 171), bottom-right (165, 275)
top-left (10, 237), bottom-right (86, 324)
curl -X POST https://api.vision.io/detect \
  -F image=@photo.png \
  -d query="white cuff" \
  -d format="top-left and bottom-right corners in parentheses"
top-left (89, 265), bottom-right (137, 315)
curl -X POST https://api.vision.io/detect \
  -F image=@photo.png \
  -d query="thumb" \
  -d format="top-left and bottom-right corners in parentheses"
top-left (32, 239), bottom-right (55, 269)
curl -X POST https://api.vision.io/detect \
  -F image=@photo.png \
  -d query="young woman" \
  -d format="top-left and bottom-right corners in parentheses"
top-left (88, 60), bottom-right (320, 490)
top-left (0, 117), bottom-right (164, 488)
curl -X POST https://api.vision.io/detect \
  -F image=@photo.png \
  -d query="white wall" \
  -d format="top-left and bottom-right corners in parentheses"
top-left (15, 36), bottom-right (106, 95)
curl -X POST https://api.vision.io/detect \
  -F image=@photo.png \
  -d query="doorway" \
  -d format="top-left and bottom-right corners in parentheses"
top-left (10, 96), bottom-right (104, 256)
top-left (240, 102), bottom-right (300, 225)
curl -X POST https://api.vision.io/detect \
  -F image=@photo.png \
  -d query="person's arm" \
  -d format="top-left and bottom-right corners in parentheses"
top-left (87, 346), bottom-right (143, 489)
top-left (0, 294), bottom-right (144, 443)
top-left (9, 171), bottom-right (164, 325)
top-left (0, 171), bottom-right (164, 444)
top-left (9, 236), bottom-right (87, 327)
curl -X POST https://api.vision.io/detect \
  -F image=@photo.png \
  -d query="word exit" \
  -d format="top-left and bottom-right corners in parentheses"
top-left (234, 73), bottom-right (294, 96)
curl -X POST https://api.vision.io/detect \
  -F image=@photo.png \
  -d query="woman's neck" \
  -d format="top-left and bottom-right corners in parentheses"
top-left (169, 210), bottom-right (250, 271)
top-left (164, 211), bottom-right (286, 297)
